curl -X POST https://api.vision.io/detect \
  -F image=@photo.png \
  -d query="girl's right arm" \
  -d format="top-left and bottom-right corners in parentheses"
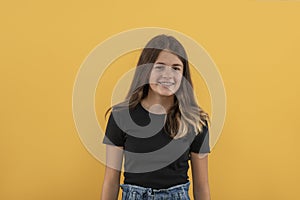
top-left (101, 145), bottom-right (124, 200)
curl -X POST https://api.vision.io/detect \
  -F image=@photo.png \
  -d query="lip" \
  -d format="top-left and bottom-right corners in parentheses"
top-left (158, 81), bottom-right (175, 86)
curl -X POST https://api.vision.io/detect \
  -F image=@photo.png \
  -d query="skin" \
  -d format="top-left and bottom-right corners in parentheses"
top-left (101, 145), bottom-right (123, 200)
top-left (141, 50), bottom-right (183, 114)
top-left (101, 50), bottom-right (210, 200)
top-left (191, 153), bottom-right (211, 200)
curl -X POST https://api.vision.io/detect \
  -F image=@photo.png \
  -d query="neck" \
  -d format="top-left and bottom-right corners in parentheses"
top-left (141, 91), bottom-right (174, 114)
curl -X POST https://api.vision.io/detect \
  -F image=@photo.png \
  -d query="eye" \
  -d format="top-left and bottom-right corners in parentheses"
top-left (172, 66), bottom-right (182, 71)
top-left (154, 65), bottom-right (164, 70)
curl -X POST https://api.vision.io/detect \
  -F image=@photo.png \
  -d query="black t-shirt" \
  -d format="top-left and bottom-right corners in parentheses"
top-left (103, 102), bottom-right (210, 189)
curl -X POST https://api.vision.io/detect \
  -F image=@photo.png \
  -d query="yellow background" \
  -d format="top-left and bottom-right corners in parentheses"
top-left (1, 0), bottom-right (300, 199)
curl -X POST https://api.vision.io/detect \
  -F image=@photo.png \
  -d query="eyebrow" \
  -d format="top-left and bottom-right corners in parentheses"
top-left (155, 62), bottom-right (183, 68)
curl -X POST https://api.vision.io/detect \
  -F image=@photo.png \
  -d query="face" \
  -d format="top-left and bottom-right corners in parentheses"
top-left (148, 50), bottom-right (184, 97)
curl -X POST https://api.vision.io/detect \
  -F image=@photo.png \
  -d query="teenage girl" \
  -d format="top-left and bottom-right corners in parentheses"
top-left (101, 34), bottom-right (211, 200)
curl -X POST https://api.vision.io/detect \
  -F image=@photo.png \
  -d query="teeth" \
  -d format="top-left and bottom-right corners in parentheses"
top-left (159, 82), bottom-right (174, 86)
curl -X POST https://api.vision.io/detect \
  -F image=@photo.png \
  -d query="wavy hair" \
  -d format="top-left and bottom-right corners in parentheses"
top-left (106, 34), bottom-right (210, 138)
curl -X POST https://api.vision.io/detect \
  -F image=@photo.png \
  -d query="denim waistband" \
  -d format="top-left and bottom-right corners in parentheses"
top-left (120, 181), bottom-right (190, 195)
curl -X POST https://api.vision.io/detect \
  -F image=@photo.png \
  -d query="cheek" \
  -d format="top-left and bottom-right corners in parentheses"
top-left (148, 72), bottom-right (159, 83)
top-left (175, 73), bottom-right (183, 82)
top-left (175, 74), bottom-right (184, 89)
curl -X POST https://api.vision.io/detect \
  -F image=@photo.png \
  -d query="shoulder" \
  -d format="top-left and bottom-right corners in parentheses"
top-left (111, 101), bottom-right (141, 114)
top-left (189, 118), bottom-right (210, 154)
top-left (107, 102), bottom-right (144, 127)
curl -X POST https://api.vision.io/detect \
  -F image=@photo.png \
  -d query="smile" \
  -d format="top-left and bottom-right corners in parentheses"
top-left (158, 82), bottom-right (175, 86)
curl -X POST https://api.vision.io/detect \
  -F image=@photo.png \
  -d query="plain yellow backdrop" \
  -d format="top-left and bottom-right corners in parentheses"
top-left (1, 0), bottom-right (300, 200)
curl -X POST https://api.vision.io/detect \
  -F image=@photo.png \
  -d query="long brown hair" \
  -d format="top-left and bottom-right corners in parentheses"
top-left (106, 34), bottom-right (210, 138)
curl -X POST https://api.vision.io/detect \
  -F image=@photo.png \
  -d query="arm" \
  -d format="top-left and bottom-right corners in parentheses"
top-left (190, 152), bottom-right (211, 200)
top-left (101, 145), bottom-right (124, 200)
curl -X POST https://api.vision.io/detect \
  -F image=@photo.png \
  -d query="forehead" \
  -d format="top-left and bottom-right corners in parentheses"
top-left (155, 50), bottom-right (183, 66)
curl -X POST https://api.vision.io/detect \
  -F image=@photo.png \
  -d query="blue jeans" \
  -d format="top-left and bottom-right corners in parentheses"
top-left (120, 182), bottom-right (190, 200)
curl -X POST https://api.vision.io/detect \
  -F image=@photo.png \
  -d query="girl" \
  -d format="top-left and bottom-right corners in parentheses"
top-left (101, 34), bottom-right (211, 200)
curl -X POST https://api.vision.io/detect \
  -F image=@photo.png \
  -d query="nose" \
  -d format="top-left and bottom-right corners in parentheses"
top-left (162, 66), bottom-right (174, 78)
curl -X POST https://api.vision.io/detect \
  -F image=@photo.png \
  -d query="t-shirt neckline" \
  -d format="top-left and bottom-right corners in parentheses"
top-left (138, 102), bottom-right (167, 117)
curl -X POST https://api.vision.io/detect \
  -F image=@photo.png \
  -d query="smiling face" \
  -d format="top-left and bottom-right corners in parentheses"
top-left (148, 50), bottom-right (184, 98)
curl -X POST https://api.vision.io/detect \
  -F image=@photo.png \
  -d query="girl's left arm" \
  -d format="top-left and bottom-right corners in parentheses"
top-left (190, 152), bottom-right (211, 200)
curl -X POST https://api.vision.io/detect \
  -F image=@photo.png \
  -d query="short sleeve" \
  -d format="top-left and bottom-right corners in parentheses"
top-left (190, 124), bottom-right (211, 154)
top-left (102, 112), bottom-right (126, 147)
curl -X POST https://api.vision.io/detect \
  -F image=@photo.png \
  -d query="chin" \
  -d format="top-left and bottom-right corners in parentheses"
top-left (157, 89), bottom-right (176, 97)
top-left (150, 84), bottom-right (179, 97)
